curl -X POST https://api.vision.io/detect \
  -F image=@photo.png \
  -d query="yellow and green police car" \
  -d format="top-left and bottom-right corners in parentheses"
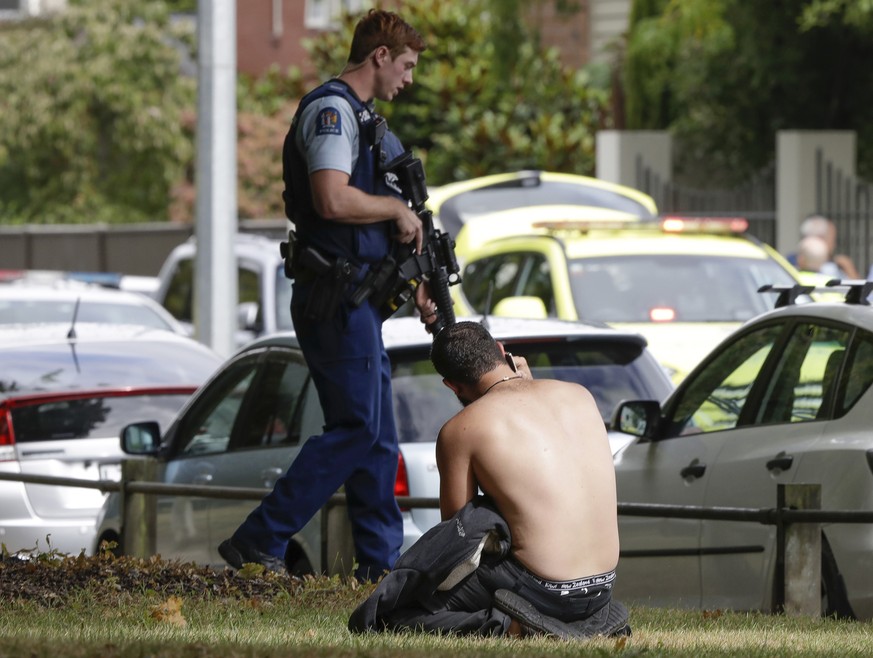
top-left (426, 170), bottom-right (659, 236)
top-left (451, 210), bottom-right (805, 384)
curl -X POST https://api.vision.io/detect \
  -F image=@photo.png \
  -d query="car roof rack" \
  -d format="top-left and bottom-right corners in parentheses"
top-left (824, 279), bottom-right (873, 305)
top-left (758, 280), bottom-right (873, 308)
top-left (757, 283), bottom-right (815, 308)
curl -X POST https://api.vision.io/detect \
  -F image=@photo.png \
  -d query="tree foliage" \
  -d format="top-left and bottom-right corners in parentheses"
top-left (305, 0), bottom-right (609, 185)
top-left (0, 0), bottom-right (607, 223)
top-left (0, 0), bottom-right (196, 224)
top-left (621, 0), bottom-right (873, 183)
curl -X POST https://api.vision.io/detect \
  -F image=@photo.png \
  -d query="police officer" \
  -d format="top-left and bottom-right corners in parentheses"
top-left (219, 9), bottom-right (436, 581)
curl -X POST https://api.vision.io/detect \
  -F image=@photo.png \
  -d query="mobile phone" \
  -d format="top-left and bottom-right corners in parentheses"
top-left (505, 352), bottom-right (518, 372)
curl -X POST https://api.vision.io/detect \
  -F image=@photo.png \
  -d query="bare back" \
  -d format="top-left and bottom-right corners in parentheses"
top-left (436, 378), bottom-right (619, 581)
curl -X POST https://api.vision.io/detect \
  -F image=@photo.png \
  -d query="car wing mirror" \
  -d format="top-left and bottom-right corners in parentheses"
top-left (237, 301), bottom-right (262, 332)
top-left (120, 421), bottom-right (162, 455)
top-left (610, 400), bottom-right (662, 440)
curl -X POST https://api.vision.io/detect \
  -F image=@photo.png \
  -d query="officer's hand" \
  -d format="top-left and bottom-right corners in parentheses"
top-left (394, 201), bottom-right (424, 253)
top-left (415, 280), bottom-right (438, 329)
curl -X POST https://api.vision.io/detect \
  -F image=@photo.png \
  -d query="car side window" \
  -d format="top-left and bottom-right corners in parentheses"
top-left (837, 332), bottom-right (873, 416)
top-left (519, 254), bottom-right (555, 316)
top-left (667, 324), bottom-right (783, 436)
top-left (174, 360), bottom-right (259, 456)
top-left (756, 323), bottom-right (851, 424)
top-left (163, 258), bottom-right (194, 323)
top-left (461, 254), bottom-right (526, 313)
top-left (163, 258), bottom-right (260, 325)
top-left (232, 355), bottom-right (310, 450)
top-left (239, 265), bottom-right (261, 321)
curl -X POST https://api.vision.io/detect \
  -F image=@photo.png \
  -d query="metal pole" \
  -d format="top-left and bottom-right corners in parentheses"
top-left (195, 0), bottom-right (238, 358)
top-left (778, 483), bottom-right (822, 617)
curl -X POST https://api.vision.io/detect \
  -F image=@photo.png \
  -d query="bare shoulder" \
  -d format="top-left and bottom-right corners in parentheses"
top-left (534, 378), bottom-right (594, 400)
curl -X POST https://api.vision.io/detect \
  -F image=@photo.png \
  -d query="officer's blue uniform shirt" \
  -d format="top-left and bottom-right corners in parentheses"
top-left (284, 79), bottom-right (407, 264)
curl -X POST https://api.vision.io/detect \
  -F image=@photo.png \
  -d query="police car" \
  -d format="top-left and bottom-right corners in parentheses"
top-left (451, 209), bottom-right (804, 383)
top-left (426, 170), bottom-right (659, 236)
top-left (610, 280), bottom-right (873, 619)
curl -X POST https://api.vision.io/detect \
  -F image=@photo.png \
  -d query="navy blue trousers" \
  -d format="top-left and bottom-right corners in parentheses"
top-left (233, 281), bottom-right (403, 577)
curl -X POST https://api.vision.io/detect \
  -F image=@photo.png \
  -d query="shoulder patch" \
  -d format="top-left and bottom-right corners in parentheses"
top-left (314, 107), bottom-right (342, 136)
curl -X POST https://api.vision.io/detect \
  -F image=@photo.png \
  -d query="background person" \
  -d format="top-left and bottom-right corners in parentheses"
top-left (788, 215), bottom-right (860, 280)
top-left (219, 9), bottom-right (434, 582)
top-left (349, 321), bottom-right (630, 638)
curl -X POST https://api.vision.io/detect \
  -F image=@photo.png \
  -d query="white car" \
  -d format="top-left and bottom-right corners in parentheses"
top-left (0, 279), bottom-right (188, 335)
top-left (610, 281), bottom-right (873, 620)
top-left (0, 324), bottom-right (222, 556)
top-left (153, 233), bottom-right (292, 346)
top-left (94, 316), bottom-right (673, 573)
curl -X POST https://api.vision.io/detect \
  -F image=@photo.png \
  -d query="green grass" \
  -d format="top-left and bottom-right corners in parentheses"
top-left (1, 578), bottom-right (871, 658)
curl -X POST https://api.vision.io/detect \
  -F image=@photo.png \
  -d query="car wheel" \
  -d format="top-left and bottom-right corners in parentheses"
top-left (284, 543), bottom-right (314, 577)
top-left (96, 532), bottom-right (123, 558)
top-left (821, 535), bottom-right (855, 619)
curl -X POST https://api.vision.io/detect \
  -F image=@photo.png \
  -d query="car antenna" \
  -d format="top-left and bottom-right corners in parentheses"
top-left (480, 281), bottom-right (495, 331)
top-left (67, 296), bottom-right (81, 340)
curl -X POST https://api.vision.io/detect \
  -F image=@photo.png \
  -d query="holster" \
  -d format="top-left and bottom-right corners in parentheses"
top-left (280, 232), bottom-right (358, 322)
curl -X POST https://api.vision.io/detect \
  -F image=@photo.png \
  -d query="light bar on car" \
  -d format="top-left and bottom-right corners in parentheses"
top-left (660, 216), bottom-right (749, 234)
top-left (531, 220), bottom-right (641, 232)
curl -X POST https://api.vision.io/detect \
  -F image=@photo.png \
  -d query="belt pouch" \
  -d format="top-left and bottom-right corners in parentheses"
top-left (304, 258), bottom-right (350, 322)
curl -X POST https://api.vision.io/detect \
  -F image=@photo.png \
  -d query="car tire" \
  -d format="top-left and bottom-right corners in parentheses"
top-left (821, 535), bottom-right (855, 619)
top-left (284, 543), bottom-right (314, 577)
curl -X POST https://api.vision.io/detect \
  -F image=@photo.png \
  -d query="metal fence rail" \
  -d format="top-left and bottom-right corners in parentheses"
top-left (2, 470), bottom-right (871, 617)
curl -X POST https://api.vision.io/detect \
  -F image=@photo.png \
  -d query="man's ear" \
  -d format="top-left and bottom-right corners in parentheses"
top-left (442, 378), bottom-right (462, 395)
top-left (373, 45), bottom-right (390, 66)
top-left (496, 341), bottom-right (507, 357)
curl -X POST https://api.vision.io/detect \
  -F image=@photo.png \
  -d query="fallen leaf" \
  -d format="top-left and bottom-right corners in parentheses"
top-left (151, 596), bottom-right (187, 627)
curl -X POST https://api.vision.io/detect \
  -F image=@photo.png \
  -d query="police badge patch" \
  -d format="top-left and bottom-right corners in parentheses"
top-left (315, 107), bottom-right (342, 136)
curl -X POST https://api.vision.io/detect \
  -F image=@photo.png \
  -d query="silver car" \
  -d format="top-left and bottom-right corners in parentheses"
top-left (0, 323), bottom-right (222, 556)
top-left (610, 282), bottom-right (873, 619)
top-left (95, 316), bottom-right (672, 573)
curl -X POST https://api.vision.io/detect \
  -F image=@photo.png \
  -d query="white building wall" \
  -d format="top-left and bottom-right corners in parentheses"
top-left (589, 0), bottom-right (633, 63)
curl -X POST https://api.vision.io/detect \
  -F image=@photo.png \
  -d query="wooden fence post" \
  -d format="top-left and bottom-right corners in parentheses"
top-left (121, 459), bottom-right (157, 559)
top-left (776, 483), bottom-right (822, 617)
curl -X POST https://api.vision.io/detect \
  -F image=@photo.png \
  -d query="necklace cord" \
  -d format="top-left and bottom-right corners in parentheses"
top-left (482, 374), bottom-right (523, 396)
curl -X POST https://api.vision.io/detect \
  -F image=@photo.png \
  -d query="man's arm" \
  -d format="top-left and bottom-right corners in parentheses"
top-left (435, 423), bottom-right (477, 520)
top-left (310, 169), bottom-right (423, 253)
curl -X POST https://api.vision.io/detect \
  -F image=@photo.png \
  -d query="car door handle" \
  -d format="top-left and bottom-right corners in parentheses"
top-left (766, 452), bottom-right (794, 473)
top-left (680, 460), bottom-right (707, 480)
top-left (192, 473), bottom-right (213, 485)
top-left (261, 467), bottom-right (283, 482)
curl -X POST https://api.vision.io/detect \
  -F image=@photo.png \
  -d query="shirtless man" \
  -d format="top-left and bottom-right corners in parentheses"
top-left (348, 320), bottom-right (629, 638)
top-left (431, 321), bottom-right (626, 637)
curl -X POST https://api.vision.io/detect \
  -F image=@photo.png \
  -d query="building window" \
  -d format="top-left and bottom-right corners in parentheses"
top-left (304, 0), bottom-right (366, 30)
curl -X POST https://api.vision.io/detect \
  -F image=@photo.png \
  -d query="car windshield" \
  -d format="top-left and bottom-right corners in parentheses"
top-left (568, 254), bottom-right (798, 323)
top-left (389, 338), bottom-right (670, 442)
top-left (274, 264), bottom-right (294, 331)
top-left (0, 299), bottom-right (174, 331)
top-left (10, 393), bottom-right (191, 442)
top-left (437, 179), bottom-right (654, 235)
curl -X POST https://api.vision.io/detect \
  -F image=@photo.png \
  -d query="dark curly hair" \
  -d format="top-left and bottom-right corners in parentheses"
top-left (430, 321), bottom-right (504, 384)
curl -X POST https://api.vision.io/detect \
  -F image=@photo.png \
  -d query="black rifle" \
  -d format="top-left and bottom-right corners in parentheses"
top-left (351, 150), bottom-right (461, 334)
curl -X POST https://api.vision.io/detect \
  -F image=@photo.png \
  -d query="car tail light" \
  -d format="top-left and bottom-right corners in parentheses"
top-left (650, 307), bottom-right (676, 322)
top-left (395, 452), bottom-right (410, 511)
top-left (0, 403), bottom-right (17, 462)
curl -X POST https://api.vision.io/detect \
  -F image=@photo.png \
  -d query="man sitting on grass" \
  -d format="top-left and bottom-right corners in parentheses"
top-left (349, 321), bottom-right (630, 639)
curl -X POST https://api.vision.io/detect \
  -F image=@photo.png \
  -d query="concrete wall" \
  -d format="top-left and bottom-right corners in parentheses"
top-left (595, 130), bottom-right (672, 189)
top-left (0, 219), bottom-right (288, 277)
top-left (775, 131), bottom-right (857, 255)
